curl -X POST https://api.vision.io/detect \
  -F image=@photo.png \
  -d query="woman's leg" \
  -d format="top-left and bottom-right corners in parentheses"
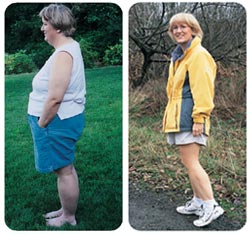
top-left (46, 164), bottom-right (79, 227)
top-left (178, 143), bottom-right (224, 226)
top-left (179, 143), bottom-right (213, 201)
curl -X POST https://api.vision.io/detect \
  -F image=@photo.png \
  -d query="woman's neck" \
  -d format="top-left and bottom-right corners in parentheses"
top-left (52, 35), bottom-right (73, 49)
top-left (179, 37), bottom-right (194, 52)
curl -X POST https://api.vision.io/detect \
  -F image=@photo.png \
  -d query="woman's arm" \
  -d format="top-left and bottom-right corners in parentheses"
top-left (188, 51), bottom-right (216, 124)
top-left (38, 51), bottom-right (73, 128)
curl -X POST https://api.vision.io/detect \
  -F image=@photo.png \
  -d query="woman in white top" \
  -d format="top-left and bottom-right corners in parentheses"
top-left (28, 4), bottom-right (86, 227)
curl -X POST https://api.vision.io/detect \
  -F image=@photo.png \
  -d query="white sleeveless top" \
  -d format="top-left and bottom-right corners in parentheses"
top-left (28, 41), bottom-right (86, 119)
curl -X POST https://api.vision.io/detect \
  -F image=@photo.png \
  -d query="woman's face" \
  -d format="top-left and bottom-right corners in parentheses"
top-left (171, 22), bottom-right (193, 48)
top-left (41, 17), bottom-right (58, 45)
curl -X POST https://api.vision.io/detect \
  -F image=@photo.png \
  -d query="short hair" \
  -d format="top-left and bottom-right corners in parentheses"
top-left (39, 4), bottom-right (76, 37)
top-left (168, 13), bottom-right (203, 41)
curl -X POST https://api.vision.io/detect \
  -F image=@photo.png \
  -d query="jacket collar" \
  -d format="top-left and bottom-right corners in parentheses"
top-left (171, 36), bottom-right (201, 62)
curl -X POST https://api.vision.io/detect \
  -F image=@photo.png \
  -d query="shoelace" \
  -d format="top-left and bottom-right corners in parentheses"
top-left (185, 200), bottom-right (193, 207)
top-left (198, 205), bottom-right (214, 221)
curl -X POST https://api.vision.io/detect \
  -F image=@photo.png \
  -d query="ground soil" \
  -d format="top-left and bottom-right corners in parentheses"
top-left (129, 183), bottom-right (243, 231)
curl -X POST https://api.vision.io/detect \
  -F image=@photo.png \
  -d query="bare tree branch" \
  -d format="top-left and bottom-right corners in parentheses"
top-left (129, 2), bottom-right (246, 87)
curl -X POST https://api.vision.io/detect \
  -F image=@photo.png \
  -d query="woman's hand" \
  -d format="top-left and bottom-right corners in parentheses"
top-left (192, 123), bottom-right (203, 136)
top-left (38, 118), bottom-right (46, 128)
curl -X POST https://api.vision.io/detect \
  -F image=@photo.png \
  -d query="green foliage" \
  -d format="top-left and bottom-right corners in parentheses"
top-left (5, 3), bottom-right (122, 69)
top-left (5, 66), bottom-right (122, 230)
top-left (72, 3), bottom-right (122, 58)
top-left (103, 40), bottom-right (122, 66)
top-left (5, 4), bottom-right (46, 54)
top-left (26, 43), bottom-right (54, 69)
top-left (78, 38), bottom-right (99, 68)
top-left (5, 51), bottom-right (37, 75)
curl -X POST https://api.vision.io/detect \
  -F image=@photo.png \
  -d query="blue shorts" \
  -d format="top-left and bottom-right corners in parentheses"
top-left (28, 113), bottom-right (84, 173)
top-left (167, 132), bottom-right (207, 146)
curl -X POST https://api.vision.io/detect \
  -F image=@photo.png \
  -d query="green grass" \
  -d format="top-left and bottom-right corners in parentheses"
top-left (5, 66), bottom-right (122, 230)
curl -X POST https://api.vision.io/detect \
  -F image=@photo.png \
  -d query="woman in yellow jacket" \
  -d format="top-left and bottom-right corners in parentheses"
top-left (162, 13), bottom-right (224, 227)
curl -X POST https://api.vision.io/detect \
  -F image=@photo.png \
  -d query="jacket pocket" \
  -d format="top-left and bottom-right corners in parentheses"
top-left (163, 101), bottom-right (179, 132)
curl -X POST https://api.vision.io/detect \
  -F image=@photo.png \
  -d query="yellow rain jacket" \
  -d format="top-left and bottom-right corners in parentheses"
top-left (162, 37), bottom-right (216, 135)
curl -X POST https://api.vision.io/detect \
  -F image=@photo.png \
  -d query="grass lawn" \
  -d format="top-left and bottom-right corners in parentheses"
top-left (5, 66), bottom-right (122, 230)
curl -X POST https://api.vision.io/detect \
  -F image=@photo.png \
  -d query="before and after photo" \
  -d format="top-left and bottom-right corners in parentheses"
top-left (3, 1), bottom-right (247, 232)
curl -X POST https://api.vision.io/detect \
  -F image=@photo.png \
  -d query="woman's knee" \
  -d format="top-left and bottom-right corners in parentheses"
top-left (55, 164), bottom-right (74, 177)
top-left (181, 155), bottom-right (194, 169)
top-left (179, 144), bottom-right (200, 169)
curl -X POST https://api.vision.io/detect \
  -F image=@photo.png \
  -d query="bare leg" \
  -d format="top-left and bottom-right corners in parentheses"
top-left (46, 164), bottom-right (79, 227)
top-left (44, 167), bottom-right (79, 219)
top-left (179, 143), bottom-right (214, 201)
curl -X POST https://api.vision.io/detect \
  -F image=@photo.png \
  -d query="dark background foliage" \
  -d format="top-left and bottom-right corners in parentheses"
top-left (5, 3), bottom-right (122, 71)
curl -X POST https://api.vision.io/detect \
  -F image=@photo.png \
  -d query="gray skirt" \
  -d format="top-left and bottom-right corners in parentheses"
top-left (167, 131), bottom-right (207, 146)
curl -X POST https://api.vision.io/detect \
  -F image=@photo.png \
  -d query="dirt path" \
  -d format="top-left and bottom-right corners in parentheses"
top-left (129, 183), bottom-right (242, 231)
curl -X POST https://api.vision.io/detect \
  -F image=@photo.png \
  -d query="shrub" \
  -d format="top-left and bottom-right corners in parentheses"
top-left (79, 38), bottom-right (99, 68)
top-left (5, 50), bottom-right (36, 75)
top-left (28, 43), bottom-right (54, 69)
top-left (103, 40), bottom-right (122, 66)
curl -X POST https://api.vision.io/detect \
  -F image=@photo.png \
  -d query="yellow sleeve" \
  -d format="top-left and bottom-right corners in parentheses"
top-left (188, 50), bottom-right (216, 123)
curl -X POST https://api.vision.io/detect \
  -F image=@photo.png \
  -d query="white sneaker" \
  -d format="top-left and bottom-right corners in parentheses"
top-left (193, 205), bottom-right (224, 227)
top-left (176, 199), bottom-right (202, 216)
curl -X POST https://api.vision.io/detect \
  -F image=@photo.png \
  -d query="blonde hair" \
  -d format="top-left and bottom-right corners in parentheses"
top-left (39, 4), bottom-right (76, 37)
top-left (168, 13), bottom-right (203, 41)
